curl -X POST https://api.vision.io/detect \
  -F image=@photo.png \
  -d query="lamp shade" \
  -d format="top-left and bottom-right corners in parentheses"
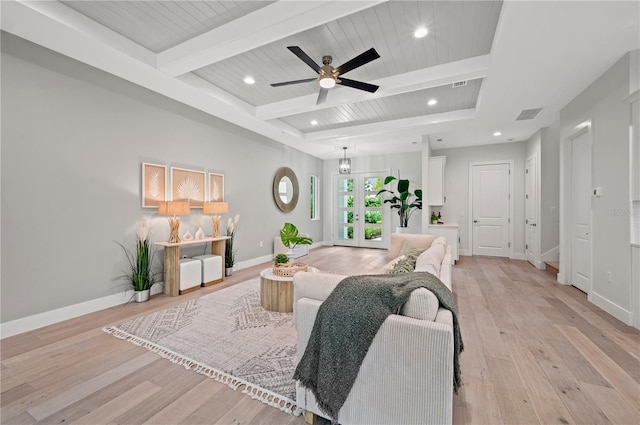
top-left (203, 202), bottom-right (229, 215)
top-left (158, 201), bottom-right (190, 216)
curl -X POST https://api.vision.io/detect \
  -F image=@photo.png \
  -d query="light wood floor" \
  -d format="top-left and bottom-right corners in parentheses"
top-left (2, 247), bottom-right (639, 424)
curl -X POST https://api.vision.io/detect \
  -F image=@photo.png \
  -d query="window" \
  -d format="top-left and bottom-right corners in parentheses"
top-left (310, 175), bottom-right (319, 220)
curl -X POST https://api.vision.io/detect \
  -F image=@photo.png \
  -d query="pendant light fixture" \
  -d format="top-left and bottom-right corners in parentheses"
top-left (339, 146), bottom-right (351, 174)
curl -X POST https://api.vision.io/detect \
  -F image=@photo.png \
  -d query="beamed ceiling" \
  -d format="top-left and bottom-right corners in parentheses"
top-left (1, 1), bottom-right (639, 160)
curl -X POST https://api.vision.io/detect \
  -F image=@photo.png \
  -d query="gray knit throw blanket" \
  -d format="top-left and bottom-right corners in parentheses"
top-left (293, 272), bottom-right (463, 421)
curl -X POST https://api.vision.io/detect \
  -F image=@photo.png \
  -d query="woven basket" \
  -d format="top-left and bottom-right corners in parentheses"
top-left (272, 262), bottom-right (308, 277)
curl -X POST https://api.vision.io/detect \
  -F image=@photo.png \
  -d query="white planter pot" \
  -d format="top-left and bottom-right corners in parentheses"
top-left (134, 289), bottom-right (150, 303)
top-left (395, 226), bottom-right (410, 234)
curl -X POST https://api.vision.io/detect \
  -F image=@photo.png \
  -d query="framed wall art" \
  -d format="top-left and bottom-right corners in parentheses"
top-left (141, 162), bottom-right (167, 208)
top-left (209, 173), bottom-right (225, 202)
top-left (171, 167), bottom-right (205, 208)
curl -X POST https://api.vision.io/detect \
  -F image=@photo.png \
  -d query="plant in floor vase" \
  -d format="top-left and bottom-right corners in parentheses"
top-left (116, 217), bottom-right (160, 302)
top-left (376, 175), bottom-right (422, 231)
top-left (280, 222), bottom-right (313, 262)
top-left (225, 214), bottom-right (239, 276)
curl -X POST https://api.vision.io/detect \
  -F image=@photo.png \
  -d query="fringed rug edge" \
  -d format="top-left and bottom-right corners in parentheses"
top-left (102, 326), bottom-right (302, 416)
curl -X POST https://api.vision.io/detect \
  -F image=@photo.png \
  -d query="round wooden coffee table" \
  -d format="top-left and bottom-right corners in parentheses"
top-left (259, 267), bottom-right (318, 312)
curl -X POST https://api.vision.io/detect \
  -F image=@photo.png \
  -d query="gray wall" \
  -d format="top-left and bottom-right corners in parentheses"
top-left (559, 50), bottom-right (636, 315)
top-left (322, 152), bottom-right (423, 243)
top-left (1, 33), bottom-right (323, 323)
top-left (432, 142), bottom-right (527, 257)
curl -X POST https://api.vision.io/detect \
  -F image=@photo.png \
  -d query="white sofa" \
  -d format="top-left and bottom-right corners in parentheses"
top-left (293, 233), bottom-right (454, 425)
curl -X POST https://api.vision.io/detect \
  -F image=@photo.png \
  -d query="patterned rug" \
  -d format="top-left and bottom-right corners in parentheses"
top-left (103, 278), bottom-right (299, 414)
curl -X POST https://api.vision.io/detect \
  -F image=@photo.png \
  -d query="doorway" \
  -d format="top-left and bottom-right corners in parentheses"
top-left (470, 161), bottom-right (512, 257)
top-left (333, 173), bottom-right (387, 248)
top-left (525, 153), bottom-right (540, 267)
top-left (570, 130), bottom-right (592, 293)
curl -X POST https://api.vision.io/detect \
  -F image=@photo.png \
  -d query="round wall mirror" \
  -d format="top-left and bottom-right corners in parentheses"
top-left (273, 167), bottom-right (299, 213)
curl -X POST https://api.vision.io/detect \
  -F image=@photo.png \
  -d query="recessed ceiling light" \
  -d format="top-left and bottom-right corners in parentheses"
top-left (414, 27), bottom-right (428, 38)
top-left (493, 131), bottom-right (502, 136)
top-left (244, 76), bottom-right (255, 85)
top-left (310, 120), bottom-right (318, 126)
top-left (427, 99), bottom-right (438, 106)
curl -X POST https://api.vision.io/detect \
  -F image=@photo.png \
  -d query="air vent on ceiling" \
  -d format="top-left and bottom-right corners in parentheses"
top-left (516, 108), bottom-right (543, 121)
top-left (452, 80), bottom-right (467, 88)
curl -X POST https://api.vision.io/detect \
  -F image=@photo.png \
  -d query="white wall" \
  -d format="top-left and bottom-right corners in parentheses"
top-left (559, 50), bottom-right (635, 323)
top-left (322, 151), bottom-right (422, 244)
top-left (1, 33), bottom-right (323, 327)
top-left (431, 142), bottom-right (527, 257)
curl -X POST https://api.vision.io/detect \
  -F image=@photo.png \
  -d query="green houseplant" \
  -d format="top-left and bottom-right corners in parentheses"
top-left (116, 217), bottom-right (159, 302)
top-left (280, 222), bottom-right (312, 261)
top-left (376, 175), bottom-right (423, 229)
top-left (225, 214), bottom-right (239, 276)
top-left (274, 253), bottom-right (289, 265)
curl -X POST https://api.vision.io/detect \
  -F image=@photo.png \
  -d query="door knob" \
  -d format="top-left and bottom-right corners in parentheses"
top-left (473, 220), bottom-right (479, 223)
top-left (532, 223), bottom-right (537, 227)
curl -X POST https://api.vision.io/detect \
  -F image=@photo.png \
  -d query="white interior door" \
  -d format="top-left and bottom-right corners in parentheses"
top-left (334, 173), bottom-right (386, 248)
top-left (472, 163), bottom-right (511, 257)
top-left (571, 131), bottom-right (591, 293)
top-left (525, 154), bottom-right (538, 266)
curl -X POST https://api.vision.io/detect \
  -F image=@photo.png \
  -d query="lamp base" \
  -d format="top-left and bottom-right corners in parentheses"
top-left (212, 215), bottom-right (221, 238)
top-left (168, 217), bottom-right (181, 243)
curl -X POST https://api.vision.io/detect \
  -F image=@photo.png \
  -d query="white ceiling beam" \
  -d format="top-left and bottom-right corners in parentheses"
top-left (256, 55), bottom-right (490, 120)
top-left (0, 0), bottom-right (307, 151)
top-left (9, 0), bottom-right (156, 67)
top-left (157, 0), bottom-right (385, 77)
top-left (305, 109), bottom-right (477, 141)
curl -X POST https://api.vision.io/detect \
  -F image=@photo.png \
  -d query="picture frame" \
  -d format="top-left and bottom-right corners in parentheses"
top-left (171, 167), bottom-right (205, 208)
top-left (209, 173), bottom-right (225, 202)
top-left (141, 162), bottom-right (167, 208)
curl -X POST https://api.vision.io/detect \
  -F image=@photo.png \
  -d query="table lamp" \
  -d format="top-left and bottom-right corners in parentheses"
top-left (158, 201), bottom-right (190, 243)
top-left (203, 202), bottom-right (229, 237)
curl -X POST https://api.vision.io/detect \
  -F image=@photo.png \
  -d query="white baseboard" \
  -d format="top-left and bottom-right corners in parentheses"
top-left (0, 284), bottom-right (164, 339)
top-left (1, 243), bottom-right (336, 339)
top-left (459, 249), bottom-right (471, 256)
top-left (511, 253), bottom-right (525, 260)
top-left (541, 246), bottom-right (560, 262)
top-left (589, 291), bottom-right (633, 325)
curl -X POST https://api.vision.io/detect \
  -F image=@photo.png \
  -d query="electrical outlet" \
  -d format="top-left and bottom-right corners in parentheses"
top-left (259, 241), bottom-right (263, 247)
top-left (607, 271), bottom-right (612, 282)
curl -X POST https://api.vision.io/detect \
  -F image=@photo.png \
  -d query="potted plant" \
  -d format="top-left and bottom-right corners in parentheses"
top-left (376, 175), bottom-right (423, 232)
top-left (280, 222), bottom-right (312, 262)
top-left (225, 214), bottom-right (239, 276)
top-left (431, 212), bottom-right (439, 224)
top-left (274, 253), bottom-right (289, 265)
top-left (116, 217), bottom-right (159, 302)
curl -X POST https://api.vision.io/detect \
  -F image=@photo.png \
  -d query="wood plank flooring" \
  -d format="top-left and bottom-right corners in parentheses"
top-left (2, 248), bottom-right (639, 424)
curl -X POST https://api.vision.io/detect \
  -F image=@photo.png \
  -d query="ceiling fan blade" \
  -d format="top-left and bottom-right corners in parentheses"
top-left (287, 46), bottom-right (321, 73)
top-left (338, 78), bottom-right (379, 93)
top-left (270, 78), bottom-right (317, 87)
top-left (316, 88), bottom-right (329, 105)
top-left (335, 48), bottom-right (380, 75)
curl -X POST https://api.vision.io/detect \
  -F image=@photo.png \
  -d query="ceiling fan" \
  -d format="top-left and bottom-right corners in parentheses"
top-left (270, 46), bottom-right (381, 105)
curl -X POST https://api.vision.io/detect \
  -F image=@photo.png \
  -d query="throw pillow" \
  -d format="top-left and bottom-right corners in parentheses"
top-left (387, 248), bottom-right (423, 274)
top-left (414, 243), bottom-right (446, 277)
top-left (432, 236), bottom-right (447, 246)
top-left (401, 288), bottom-right (439, 321)
top-left (379, 255), bottom-right (406, 273)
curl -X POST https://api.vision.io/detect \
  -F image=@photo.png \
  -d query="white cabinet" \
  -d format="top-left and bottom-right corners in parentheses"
top-left (428, 156), bottom-right (446, 206)
top-left (427, 223), bottom-right (459, 263)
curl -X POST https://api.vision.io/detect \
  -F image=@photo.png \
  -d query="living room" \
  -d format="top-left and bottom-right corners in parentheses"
top-left (2, 1), bottom-right (639, 424)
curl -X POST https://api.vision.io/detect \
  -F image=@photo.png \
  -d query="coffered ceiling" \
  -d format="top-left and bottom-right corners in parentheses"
top-left (2, 1), bottom-right (639, 160)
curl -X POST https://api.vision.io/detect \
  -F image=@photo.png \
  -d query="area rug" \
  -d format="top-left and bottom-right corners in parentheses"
top-left (102, 278), bottom-right (300, 414)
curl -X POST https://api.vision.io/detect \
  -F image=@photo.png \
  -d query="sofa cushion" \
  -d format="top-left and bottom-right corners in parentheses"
top-left (400, 288), bottom-right (439, 321)
top-left (388, 234), bottom-right (434, 260)
top-left (387, 248), bottom-right (423, 274)
top-left (432, 236), bottom-right (447, 246)
top-left (414, 243), bottom-right (446, 277)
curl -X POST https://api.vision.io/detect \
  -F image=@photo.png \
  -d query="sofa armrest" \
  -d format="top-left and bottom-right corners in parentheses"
top-left (295, 298), bottom-right (454, 424)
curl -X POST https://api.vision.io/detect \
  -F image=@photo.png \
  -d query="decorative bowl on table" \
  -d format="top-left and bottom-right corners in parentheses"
top-left (272, 262), bottom-right (308, 277)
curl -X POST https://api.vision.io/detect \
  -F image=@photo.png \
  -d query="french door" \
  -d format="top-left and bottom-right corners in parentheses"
top-left (334, 173), bottom-right (387, 248)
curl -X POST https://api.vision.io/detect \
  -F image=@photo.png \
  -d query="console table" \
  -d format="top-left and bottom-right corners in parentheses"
top-left (156, 236), bottom-right (230, 296)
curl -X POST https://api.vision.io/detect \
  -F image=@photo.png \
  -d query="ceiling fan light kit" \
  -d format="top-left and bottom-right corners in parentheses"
top-left (271, 46), bottom-right (380, 104)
